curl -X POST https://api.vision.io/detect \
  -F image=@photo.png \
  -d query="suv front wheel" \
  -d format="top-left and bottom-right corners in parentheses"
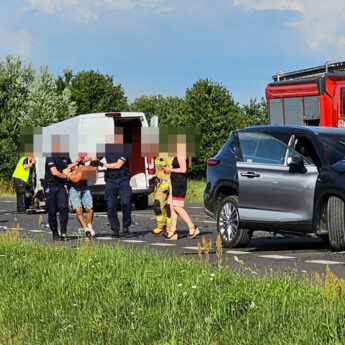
top-left (216, 195), bottom-right (252, 248)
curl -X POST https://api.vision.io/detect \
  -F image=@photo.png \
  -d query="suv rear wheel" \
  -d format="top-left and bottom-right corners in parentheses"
top-left (216, 196), bottom-right (252, 248)
top-left (327, 196), bottom-right (345, 251)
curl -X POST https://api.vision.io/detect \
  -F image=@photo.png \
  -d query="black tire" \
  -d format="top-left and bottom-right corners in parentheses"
top-left (327, 196), bottom-right (345, 251)
top-left (134, 195), bottom-right (149, 210)
top-left (216, 195), bottom-right (252, 248)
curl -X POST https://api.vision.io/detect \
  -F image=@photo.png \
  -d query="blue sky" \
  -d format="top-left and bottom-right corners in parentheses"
top-left (1, 0), bottom-right (344, 105)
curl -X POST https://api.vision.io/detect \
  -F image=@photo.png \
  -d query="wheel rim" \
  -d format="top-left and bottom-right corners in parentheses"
top-left (218, 201), bottom-right (239, 242)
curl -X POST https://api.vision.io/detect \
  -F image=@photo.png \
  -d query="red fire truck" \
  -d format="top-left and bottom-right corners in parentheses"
top-left (266, 61), bottom-right (345, 128)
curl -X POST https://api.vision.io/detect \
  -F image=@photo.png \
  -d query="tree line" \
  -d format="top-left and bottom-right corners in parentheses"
top-left (0, 55), bottom-right (267, 186)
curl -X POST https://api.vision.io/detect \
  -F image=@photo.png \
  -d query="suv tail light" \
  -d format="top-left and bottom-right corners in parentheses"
top-left (207, 158), bottom-right (220, 166)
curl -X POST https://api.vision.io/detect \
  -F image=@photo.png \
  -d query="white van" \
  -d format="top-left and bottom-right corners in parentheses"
top-left (28, 112), bottom-right (156, 211)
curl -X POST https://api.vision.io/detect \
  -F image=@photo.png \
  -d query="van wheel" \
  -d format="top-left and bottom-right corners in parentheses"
top-left (327, 196), bottom-right (345, 251)
top-left (134, 195), bottom-right (148, 210)
top-left (216, 196), bottom-right (251, 248)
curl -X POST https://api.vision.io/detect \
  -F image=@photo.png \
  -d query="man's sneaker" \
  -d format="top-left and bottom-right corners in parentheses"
top-left (60, 233), bottom-right (68, 241)
top-left (85, 224), bottom-right (96, 238)
top-left (112, 230), bottom-right (120, 238)
top-left (123, 226), bottom-right (130, 235)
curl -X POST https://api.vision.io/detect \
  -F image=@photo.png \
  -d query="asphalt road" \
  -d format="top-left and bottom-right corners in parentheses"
top-left (1, 197), bottom-right (345, 279)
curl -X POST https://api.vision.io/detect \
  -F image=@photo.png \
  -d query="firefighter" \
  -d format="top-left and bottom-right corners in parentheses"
top-left (12, 156), bottom-right (35, 213)
top-left (152, 154), bottom-right (173, 235)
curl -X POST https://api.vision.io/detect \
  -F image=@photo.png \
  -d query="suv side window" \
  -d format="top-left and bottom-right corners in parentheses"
top-left (238, 132), bottom-right (288, 165)
top-left (292, 136), bottom-right (321, 167)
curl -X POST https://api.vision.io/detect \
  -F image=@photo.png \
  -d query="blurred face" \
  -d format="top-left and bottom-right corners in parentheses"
top-left (176, 134), bottom-right (187, 156)
top-left (114, 128), bottom-right (123, 145)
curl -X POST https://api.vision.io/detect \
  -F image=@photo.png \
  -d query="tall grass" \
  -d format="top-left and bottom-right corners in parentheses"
top-left (0, 236), bottom-right (344, 345)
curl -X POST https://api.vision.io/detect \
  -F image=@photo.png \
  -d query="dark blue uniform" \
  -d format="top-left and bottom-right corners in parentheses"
top-left (104, 153), bottom-right (132, 235)
top-left (45, 156), bottom-right (71, 239)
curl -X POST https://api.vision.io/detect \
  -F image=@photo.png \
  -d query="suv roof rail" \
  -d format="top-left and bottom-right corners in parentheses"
top-left (272, 60), bottom-right (345, 81)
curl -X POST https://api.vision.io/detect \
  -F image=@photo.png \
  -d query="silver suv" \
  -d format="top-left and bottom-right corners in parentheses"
top-left (204, 125), bottom-right (345, 251)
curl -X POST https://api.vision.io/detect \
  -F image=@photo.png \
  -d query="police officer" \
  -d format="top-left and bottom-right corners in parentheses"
top-left (45, 156), bottom-right (73, 241)
top-left (98, 128), bottom-right (132, 238)
top-left (12, 156), bottom-right (35, 213)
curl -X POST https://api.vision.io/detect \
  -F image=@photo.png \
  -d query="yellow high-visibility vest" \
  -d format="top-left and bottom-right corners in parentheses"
top-left (12, 157), bottom-right (30, 183)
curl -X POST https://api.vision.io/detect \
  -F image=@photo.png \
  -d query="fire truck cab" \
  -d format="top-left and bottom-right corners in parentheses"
top-left (266, 61), bottom-right (345, 128)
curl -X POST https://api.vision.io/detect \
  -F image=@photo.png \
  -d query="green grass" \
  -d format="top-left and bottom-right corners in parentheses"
top-left (0, 237), bottom-right (344, 345)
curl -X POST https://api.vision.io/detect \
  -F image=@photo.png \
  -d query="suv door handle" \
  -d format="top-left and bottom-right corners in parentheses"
top-left (241, 171), bottom-right (261, 178)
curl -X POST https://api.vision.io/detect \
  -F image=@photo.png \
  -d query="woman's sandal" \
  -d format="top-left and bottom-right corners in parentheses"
top-left (165, 231), bottom-right (178, 241)
top-left (188, 225), bottom-right (200, 240)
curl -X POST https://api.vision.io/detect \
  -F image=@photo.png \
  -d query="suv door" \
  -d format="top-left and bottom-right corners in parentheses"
top-left (237, 132), bottom-right (318, 231)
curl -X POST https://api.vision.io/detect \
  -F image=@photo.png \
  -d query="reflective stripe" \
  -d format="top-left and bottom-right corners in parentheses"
top-left (156, 215), bottom-right (166, 222)
top-left (12, 157), bottom-right (30, 183)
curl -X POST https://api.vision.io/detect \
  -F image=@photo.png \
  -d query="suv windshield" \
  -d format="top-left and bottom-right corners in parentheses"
top-left (318, 134), bottom-right (345, 165)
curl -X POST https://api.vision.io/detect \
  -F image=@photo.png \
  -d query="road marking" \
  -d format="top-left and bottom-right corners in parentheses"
top-left (226, 250), bottom-right (251, 255)
top-left (150, 243), bottom-right (176, 247)
top-left (96, 237), bottom-right (114, 240)
top-left (0, 226), bottom-right (24, 231)
top-left (2, 201), bottom-right (14, 203)
top-left (121, 240), bottom-right (146, 243)
top-left (188, 207), bottom-right (203, 209)
top-left (201, 220), bottom-right (216, 224)
top-left (29, 230), bottom-right (44, 233)
top-left (305, 260), bottom-right (345, 265)
top-left (257, 255), bottom-right (295, 260)
top-left (182, 246), bottom-right (202, 250)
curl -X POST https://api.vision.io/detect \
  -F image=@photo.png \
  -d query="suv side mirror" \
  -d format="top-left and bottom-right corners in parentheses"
top-left (287, 154), bottom-right (304, 167)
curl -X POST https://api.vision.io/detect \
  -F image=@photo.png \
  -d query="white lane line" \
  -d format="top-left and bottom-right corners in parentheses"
top-left (29, 230), bottom-right (44, 233)
top-left (150, 243), bottom-right (176, 247)
top-left (226, 250), bottom-right (251, 255)
top-left (257, 255), bottom-right (295, 260)
top-left (188, 207), bottom-right (203, 209)
top-left (305, 260), bottom-right (345, 265)
top-left (182, 246), bottom-right (202, 250)
top-left (96, 237), bottom-right (114, 240)
top-left (2, 201), bottom-right (15, 203)
top-left (121, 240), bottom-right (146, 243)
top-left (0, 226), bottom-right (24, 231)
top-left (201, 220), bottom-right (216, 224)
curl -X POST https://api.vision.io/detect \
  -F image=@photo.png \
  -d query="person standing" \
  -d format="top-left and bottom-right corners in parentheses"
top-left (67, 157), bottom-right (96, 238)
top-left (12, 156), bottom-right (35, 213)
top-left (98, 128), bottom-right (132, 238)
top-left (163, 155), bottom-right (200, 240)
top-left (152, 155), bottom-right (173, 235)
top-left (45, 156), bottom-right (72, 241)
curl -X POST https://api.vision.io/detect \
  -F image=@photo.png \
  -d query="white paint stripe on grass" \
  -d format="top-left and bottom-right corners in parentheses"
top-left (150, 243), bottom-right (176, 247)
top-left (121, 240), bottom-right (146, 243)
top-left (257, 255), bottom-right (295, 260)
top-left (226, 250), bottom-right (251, 255)
top-left (305, 260), bottom-right (345, 265)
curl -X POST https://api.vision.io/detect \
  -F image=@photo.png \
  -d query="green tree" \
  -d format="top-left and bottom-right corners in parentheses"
top-left (185, 79), bottom-right (245, 178)
top-left (242, 97), bottom-right (268, 126)
top-left (21, 66), bottom-right (76, 127)
top-left (0, 56), bottom-right (76, 185)
top-left (70, 70), bottom-right (128, 114)
top-left (56, 69), bottom-right (73, 94)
